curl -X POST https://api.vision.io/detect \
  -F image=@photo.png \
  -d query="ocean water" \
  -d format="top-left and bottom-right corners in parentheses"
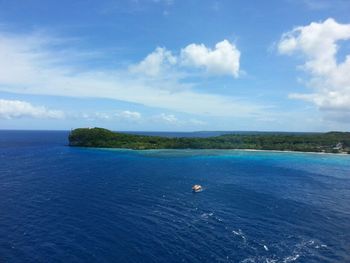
top-left (1, 131), bottom-right (350, 263)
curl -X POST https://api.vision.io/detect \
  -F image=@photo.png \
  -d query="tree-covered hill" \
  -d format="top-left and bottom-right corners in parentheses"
top-left (68, 128), bottom-right (350, 153)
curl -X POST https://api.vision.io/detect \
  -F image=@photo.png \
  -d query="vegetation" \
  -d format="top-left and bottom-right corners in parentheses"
top-left (69, 128), bottom-right (350, 154)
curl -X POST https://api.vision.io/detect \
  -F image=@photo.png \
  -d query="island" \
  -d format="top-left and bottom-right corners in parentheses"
top-left (68, 127), bottom-right (350, 154)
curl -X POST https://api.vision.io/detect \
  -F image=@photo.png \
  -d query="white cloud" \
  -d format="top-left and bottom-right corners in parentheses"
top-left (129, 47), bottom-right (177, 77)
top-left (79, 110), bottom-right (206, 128)
top-left (130, 40), bottom-right (241, 78)
top-left (93, 112), bottom-right (111, 120)
top-left (150, 113), bottom-right (179, 125)
top-left (81, 110), bottom-right (141, 122)
top-left (158, 113), bottom-right (178, 124)
top-left (180, 40), bottom-right (240, 77)
top-left (0, 31), bottom-right (268, 120)
top-left (0, 99), bottom-right (64, 119)
top-left (151, 113), bottom-right (207, 127)
top-left (79, 110), bottom-right (207, 128)
top-left (278, 18), bottom-right (350, 119)
top-left (116, 110), bottom-right (142, 120)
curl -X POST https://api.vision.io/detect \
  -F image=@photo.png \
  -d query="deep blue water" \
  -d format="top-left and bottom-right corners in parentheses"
top-left (1, 131), bottom-right (350, 263)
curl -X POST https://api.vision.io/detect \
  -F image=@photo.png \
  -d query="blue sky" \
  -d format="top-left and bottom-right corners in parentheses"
top-left (0, 0), bottom-right (350, 131)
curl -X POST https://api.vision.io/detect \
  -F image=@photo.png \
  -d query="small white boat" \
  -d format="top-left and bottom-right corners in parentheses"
top-left (192, 184), bottom-right (203, 193)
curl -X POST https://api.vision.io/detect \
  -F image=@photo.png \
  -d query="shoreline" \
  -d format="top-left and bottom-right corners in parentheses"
top-left (229, 148), bottom-right (349, 156)
top-left (81, 146), bottom-right (350, 156)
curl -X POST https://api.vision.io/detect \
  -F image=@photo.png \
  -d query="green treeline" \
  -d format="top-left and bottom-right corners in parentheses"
top-left (68, 128), bottom-right (350, 154)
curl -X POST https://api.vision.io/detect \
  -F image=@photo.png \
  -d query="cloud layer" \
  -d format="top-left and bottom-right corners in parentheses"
top-left (80, 110), bottom-right (206, 128)
top-left (0, 99), bottom-right (64, 119)
top-left (278, 18), bottom-right (350, 119)
top-left (0, 32), bottom-right (265, 119)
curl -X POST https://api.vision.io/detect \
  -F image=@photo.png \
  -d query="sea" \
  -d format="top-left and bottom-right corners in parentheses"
top-left (1, 130), bottom-right (350, 263)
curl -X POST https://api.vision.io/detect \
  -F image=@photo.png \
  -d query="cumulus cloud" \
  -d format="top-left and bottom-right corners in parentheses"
top-left (129, 47), bottom-right (177, 77)
top-left (180, 40), bottom-right (240, 77)
top-left (181, 40), bottom-right (241, 77)
top-left (0, 99), bottom-right (64, 119)
top-left (130, 40), bottom-right (240, 78)
top-left (278, 18), bottom-right (350, 119)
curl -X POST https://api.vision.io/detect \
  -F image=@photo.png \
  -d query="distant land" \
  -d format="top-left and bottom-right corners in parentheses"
top-left (68, 128), bottom-right (350, 154)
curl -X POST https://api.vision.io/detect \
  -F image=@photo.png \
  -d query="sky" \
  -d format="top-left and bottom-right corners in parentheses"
top-left (0, 0), bottom-right (350, 131)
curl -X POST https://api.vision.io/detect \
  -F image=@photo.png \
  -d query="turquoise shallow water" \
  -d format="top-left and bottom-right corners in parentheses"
top-left (1, 131), bottom-right (350, 262)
